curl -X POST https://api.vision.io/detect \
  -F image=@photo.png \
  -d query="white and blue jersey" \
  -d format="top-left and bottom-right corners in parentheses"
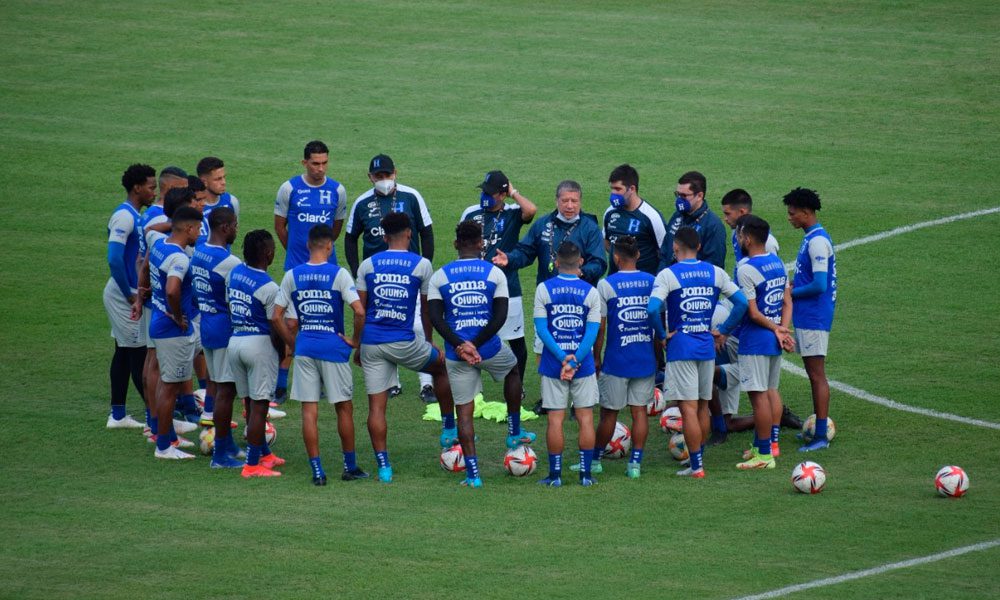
top-left (731, 229), bottom-right (780, 280)
top-left (737, 253), bottom-right (787, 356)
top-left (107, 201), bottom-right (143, 297)
top-left (137, 204), bottom-right (164, 261)
top-left (597, 270), bottom-right (656, 378)
top-left (191, 243), bottom-right (241, 349)
top-left (197, 192), bottom-right (240, 245)
top-left (227, 264), bottom-right (280, 337)
top-left (603, 201), bottom-right (668, 275)
top-left (276, 263), bottom-right (358, 363)
top-left (427, 258), bottom-right (509, 361)
top-left (275, 175), bottom-right (348, 270)
top-left (792, 224), bottom-right (836, 331)
top-left (148, 239), bottom-right (195, 339)
top-left (533, 275), bottom-right (602, 379)
top-left (652, 259), bottom-right (739, 361)
top-left (355, 250), bottom-right (434, 345)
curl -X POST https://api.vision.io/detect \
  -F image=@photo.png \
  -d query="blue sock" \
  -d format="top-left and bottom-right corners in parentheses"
top-left (150, 416), bottom-right (158, 435)
top-left (276, 368), bottom-right (288, 389)
top-left (168, 425), bottom-right (177, 444)
top-left (580, 448), bottom-right (593, 477)
top-left (343, 450), bottom-right (357, 471)
top-left (592, 447), bottom-right (603, 462)
top-left (145, 407), bottom-right (152, 428)
top-left (375, 451), bottom-right (390, 468)
top-left (690, 449), bottom-right (704, 471)
top-left (466, 455), bottom-right (480, 479)
top-left (711, 414), bottom-right (727, 433)
top-left (548, 453), bottom-right (562, 479)
top-left (771, 425), bottom-right (780, 444)
top-left (261, 443), bottom-right (272, 457)
top-left (756, 437), bottom-right (771, 455)
top-left (246, 444), bottom-right (262, 466)
top-left (203, 395), bottom-right (215, 413)
top-left (156, 433), bottom-right (171, 451)
top-left (309, 456), bottom-right (325, 479)
top-left (630, 448), bottom-right (644, 464)
top-left (442, 412), bottom-right (455, 430)
top-left (177, 394), bottom-right (197, 415)
top-left (507, 411), bottom-right (521, 436)
top-left (198, 378), bottom-right (207, 390)
top-left (815, 418), bottom-right (828, 441)
top-left (111, 404), bottom-right (126, 420)
top-left (700, 445), bottom-right (705, 458)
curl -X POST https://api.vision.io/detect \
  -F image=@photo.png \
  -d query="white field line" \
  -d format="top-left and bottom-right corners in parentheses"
top-left (781, 206), bottom-right (1000, 430)
top-left (731, 538), bottom-right (1000, 600)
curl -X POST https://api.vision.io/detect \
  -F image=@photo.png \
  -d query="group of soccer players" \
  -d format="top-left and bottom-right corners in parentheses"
top-left (104, 145), bottom-right (837, 487)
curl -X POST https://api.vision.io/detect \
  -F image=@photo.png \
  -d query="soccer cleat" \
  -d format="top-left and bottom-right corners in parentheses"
top-left (210, 454), bottom-right (244, 469)
top-left (155, 446), bottom-right (196, 460)
top-left (531, 399), bottom-right (548, 415)
top-left (781, 405), bottom-right (803, 429)
top-left (312, 474), bottom-right (328, 486)
top-left (341, 467), bottom-right (370, 481)
top-left (419, 384), bottom-right (437, 404)
top-left (172, 437), bottom-right (196, 449)
top-left (737, 450), bottom-right (776, 470)
top-left (799, 438), bottom-right (830, 452)
top-left (626, 462), bottom-right (641, 479)
top-left (771, 442), bottom-right (781, 457)
top-left (460, 477), bottom-right (483, 488)
top-left (241, 464), bottom-right (281, 478)
top-left (676, 467), bottom-right (706, 478)
top-left (377, 466), bottom-right (393, 483)
top-left (173, 419), bottom-right (198, 434)
top-left (580, 476), bottom-right (597, 487)
top-left (538, 476), bottom-right (562, 487)
top-left (439, 427), bottom-right (459, 448)
top-left (106, 413), bottom-right (145, 429)
top-left (569, 462), bottom-right (603, 474)
top-left (259, 453), bottom-right (286, 468)
top-left (505, 430), bottom-right (537, 448)
top-left (742, 447), bottom-right (755, 460)
top-left (267, 406), bottom-right (287, 419)
top-left (388, 385), bottom-right (402, 398)
top-left (198, 412), bottom-right (215, 427)
top-left (707, 430), bottom-right (728, 446)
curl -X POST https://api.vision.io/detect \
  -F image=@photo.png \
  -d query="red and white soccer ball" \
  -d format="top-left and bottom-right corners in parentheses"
top-left (667, 433), bottom-right (688, 461)
top-left (241, 421), bottom-right (277, 447)
top-left (604, 422), bottom-right (632, 459)
top-left (935, 465), bottom-right (969, 498)
top-left (660, 406), bottom-right (683, 433)
top-left (440, 443), bottom-right (466, 472)
top-left (193, 388), bottom-right (206, 410)
top-left (504, 445), bottom-right (538, 477)
top-left (646, 388), bottom-right (667, 416)
top-left (791, 461), bottom-right (827, 494)
top-left (801, 414), bottom-right (836, 442)
top-left (199, 427), bottom-right (215, 456)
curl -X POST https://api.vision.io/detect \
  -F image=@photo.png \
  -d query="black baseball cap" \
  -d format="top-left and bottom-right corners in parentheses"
top-left (369, 154), bottom-right (395, 174)
top-left (477, 170), bottom-right (510, 195)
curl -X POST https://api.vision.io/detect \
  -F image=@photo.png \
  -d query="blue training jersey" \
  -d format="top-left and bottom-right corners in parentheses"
top-left (277, 263), bottom-right (358, 363)
top-left (275, 175), bottom-right (348, 270)
top-left (792, 224), bottom-right (836, 331)
top-left (148, 238), bottom-right (195, 338)
top-left (427, 258), bottom-right (509, 362)
top-left (197, 192), bottom-right (238, 246)
top-left (652, 259), bottom-right (739, 361)
top-left (534, 275), bottom-right (601, 379)
top-left (107, 201), bottom-right (143, 291)
top-left (736, 253), bottom-right (787, 356)
top-left (357, 250), bottom-right (434, 345)
top-left (598, 270), bottom-right (657, 378)
top-left (191, 243), bottom-right (242, 349)
top-left (227, 264), bottom-right (280, 337)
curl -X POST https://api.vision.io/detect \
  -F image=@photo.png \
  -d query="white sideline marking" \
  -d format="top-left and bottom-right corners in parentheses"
top-left (731, 538), bottom-right (1000, 600)
top-left (834, 206), bottom-right (1000, 252)
top-left (780, 361), bottom-right (1000, 430)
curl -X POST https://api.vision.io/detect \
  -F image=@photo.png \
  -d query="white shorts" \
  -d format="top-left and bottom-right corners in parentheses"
top-left (361, 339), bottom-right (435, 395)
top-left (446, 346), bottom-right (517, 405)
top-left (498, 296), bottom-right (526, 341)
top-left (291, 356), bottom-right (353, 404)
top-left (228, 335), bottom-right (279, 401)
top-left (664, 359), bottom-right (714, 401)
top-left (795, 329), bottom-right (829, 357)
top-left (540, 374), bottom-right (599, 410)
top-left (599, 373), bottom-right (655, 410)
top-left (204, 346), bottom-right (235, 383)
top-left (103, 279), bottom-right (146, 348)
top-left (192, 314), bottom-right (204, 354)
top-left (533, 331), bottom-right (543, 354)
top-left (140, 309), bottom-right (155, 349)
top-left (718, 363), bottom-right (741, 415)
top-left (739, 354), bottom-right (782, 392)
top-left (155, 334), bottom-right (196, 383)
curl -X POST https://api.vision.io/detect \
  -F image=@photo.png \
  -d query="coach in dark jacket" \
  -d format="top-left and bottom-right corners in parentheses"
top-left (658, 170), bottom-right (727, 271)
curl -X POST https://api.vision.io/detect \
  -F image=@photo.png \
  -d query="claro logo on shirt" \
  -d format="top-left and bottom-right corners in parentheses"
top-left (298, 211), bottom-right (331, 223)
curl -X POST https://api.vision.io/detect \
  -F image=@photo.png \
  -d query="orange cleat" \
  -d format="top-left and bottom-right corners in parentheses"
top-left (259, 454), bottom-right (286, 469)
top-left (241, 464), bottom-right (282, 478)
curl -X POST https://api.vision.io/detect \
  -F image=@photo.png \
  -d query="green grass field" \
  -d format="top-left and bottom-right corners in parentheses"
top-left (2, 1), bottom-right (999, 598)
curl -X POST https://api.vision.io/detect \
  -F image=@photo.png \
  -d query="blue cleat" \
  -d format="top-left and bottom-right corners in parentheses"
top-left (460, 477), bottom-right (483, 488)
top-left (799, 439), bottom-right (830, 452)
top-left (506, 430), bottom-right (537, 449)
top-left (210, 454), bottom-right (244, 469)
top-left (439, 427), bottom-right (459, 448)
top-left (377, 466), bottom-right (393, 483)
top-left (538, 476), bottom-right (562, 487)
top-left (580, 476), bottom-right (598, 487)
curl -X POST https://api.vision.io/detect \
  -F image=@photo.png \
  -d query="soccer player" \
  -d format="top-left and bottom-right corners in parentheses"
top-left (427, 221), bottom-right (536, 488)
top-left (658, 171), bottom-right (727, 270)
top-left (190, 207), bottom-right (245, 468)
top-left (733, 216), bottom-right (795, 469)
top-left (533, 241), bottom-right (602, 487)
top-left (589, 236), bottom-right (656, 479)
top-left (648, 226), bottom-right (747, 478)
top-left (147, 206), bottom-right (203, 459)
top-left (720, 189), bottom-right (780, 274)
top-left (784, 187), bottom-right (837, 452)
top-left (354, 212), bottom-right (455, 484)
top-left (604, 164), bottom-right (667, 276)
top-left (344, 154), bottom-right (436, 401)
top-left (104, 163), bottom-right (156, 429)
top-left (227, 230), bottom-right (286, 478)
top-left (460, 170), bottom-right (537, 389)
top-left (272, 225), bottom-right (369, 486)
top-left (196, 156), bottom-right (241, 243)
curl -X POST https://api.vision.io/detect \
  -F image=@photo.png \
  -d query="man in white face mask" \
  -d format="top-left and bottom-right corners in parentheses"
top-left (345, 154), bottom-right (436, 401)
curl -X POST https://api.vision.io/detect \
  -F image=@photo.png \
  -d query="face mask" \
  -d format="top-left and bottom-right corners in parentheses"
top-left (555, 212), bottom-right (580, 224)
top-left (609, 193), bottom-right (626, 209)
top-left (374, 179), bottom-right (395, 196)
top-left (480, 191), bottom-right (496, 210)
top-left (675, 195), bottom-right (692, 214)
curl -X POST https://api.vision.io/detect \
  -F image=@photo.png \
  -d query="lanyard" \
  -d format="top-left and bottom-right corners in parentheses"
top-left (547, 217), bottom-right (580, 272)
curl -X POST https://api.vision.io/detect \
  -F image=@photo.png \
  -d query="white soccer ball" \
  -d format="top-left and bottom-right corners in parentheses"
top-left (668, 433), bottom-right (689, 461)
top-left (935, 465), bottom-right (969, 498)
top-left (264, 421), bottom-right (277, 447)
top-left (801, 414), bottom-right (836, 442)
top-left (791, 461), bottom-right (827, 494)
top-left (193, 388), bottom-right (206, 410)
top-left (646, 388), bottom-right (667, 416)
top-left (440, 444), bottom-right (466, 472)
top-left (504, 445), bottom-right (538, 477)
top-left (659, 406), bottom-right (683, 433)
top-left (604, 422), bottom-right (632, 459)
top-left (199, 427), bottom-right (215, 456)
